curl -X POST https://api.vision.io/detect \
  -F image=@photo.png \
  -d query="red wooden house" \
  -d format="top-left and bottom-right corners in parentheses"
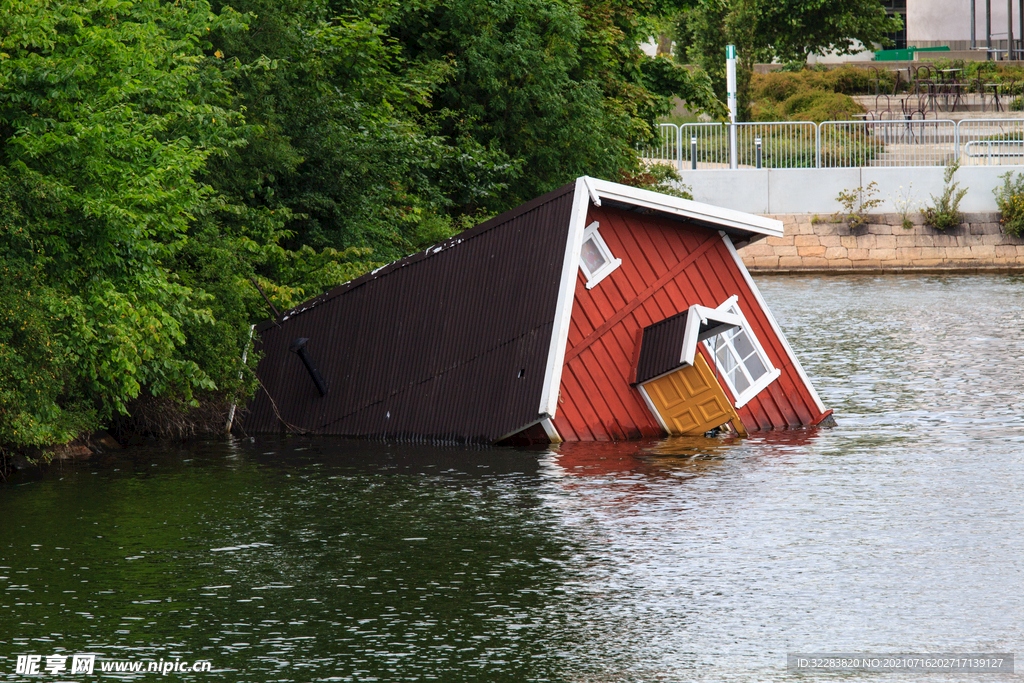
top-left (243, 177), bottom-right (832, 442)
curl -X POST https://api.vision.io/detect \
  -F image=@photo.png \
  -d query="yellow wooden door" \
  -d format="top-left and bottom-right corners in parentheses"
top-left (642, 353), bottom-right (746, 436)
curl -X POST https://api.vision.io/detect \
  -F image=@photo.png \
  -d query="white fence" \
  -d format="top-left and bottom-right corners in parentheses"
top-left (644, 119), bottom-right (1024, 170)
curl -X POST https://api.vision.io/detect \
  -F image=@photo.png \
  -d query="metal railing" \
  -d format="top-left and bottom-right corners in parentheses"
top-left (641, 119), bottom-right (1024, 169)
top-left (957, 119), bottom-right (1024, 165)
top-left (818, 120), bottom-right (955, 167)
top-left (677, 122), bottom-right (817, 170)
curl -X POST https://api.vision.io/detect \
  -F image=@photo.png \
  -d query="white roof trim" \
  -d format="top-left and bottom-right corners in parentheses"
top-left (582, 176), bottom-right (602, 207)
top-left (581, 176), bottom-right (783, 238)
top-left (719, 232), bottom-right (827, 415)
top-left (538, 177), bottom-right (592, 417)
top-left (680, 305), bottom-right (743, 367)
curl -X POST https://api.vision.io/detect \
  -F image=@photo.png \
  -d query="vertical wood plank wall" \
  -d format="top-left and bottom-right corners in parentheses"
top-left (553, 205), bottom-right (827, 441)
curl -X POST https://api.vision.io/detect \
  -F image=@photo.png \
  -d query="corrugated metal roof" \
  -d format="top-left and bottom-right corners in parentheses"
top-left (633, 308), bottom-right (740, 385)
top-left (243, 183), bottom-right (577, 443)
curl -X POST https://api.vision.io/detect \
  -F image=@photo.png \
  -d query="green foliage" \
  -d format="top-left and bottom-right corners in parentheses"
top-left (677, 1), bottom-right (901, 118)
top-left (0, 0), bottom-right (249, 447)
top-left (832, 182), bottom-right (882, 229)
top-left (675, 0), bottom-right (733, 110)
top-left (738, 0), bottom-right (901, 63)
top-left (753, 89), bottom-right (863, 123)
top-left (387, 0), bottom-right (721, 208)
top-left (749, 66), bottom-right (871, 122)
top-left (993, 171), bottom-right (1024, 237)
top-left (0, 227), bottom-right (95, 448)
top-left (751, 65), bottom-right (882, 99)
top-left (889, 183), bottom-right (917, 230)
top-left (620, 164), bottom-right (693, 199)
top-left (204, 0), bottom-right (510, 264)
top-left (922, 162), bottom-right (967, 231)
top-left (0, 0), bottom-right (727, 452)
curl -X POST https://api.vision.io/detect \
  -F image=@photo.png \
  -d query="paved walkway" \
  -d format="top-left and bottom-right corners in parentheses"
top-left (851, 95), bottom-right (1024, 122)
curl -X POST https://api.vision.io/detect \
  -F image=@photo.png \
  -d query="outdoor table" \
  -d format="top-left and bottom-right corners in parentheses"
top-left (938, 69), bottom-right (964, 111)
top-left (986, 82), bottom-right (1003, 111)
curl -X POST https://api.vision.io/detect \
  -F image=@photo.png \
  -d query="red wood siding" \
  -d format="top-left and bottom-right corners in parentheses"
top-left (553, 205), bottom-right (826, 441)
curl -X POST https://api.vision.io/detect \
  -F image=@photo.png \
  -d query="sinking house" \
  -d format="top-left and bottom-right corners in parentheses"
top-left (243, 177), bottom-right (833, 443)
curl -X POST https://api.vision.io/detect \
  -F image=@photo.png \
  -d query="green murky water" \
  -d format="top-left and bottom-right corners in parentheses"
top-left (2, 274), bottom-right (1023, 682)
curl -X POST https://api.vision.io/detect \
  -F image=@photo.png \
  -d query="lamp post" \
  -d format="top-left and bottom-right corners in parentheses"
top-left (972, 0), bottom-right (977, 49)
top-left (987, 0), bottom-right (992, 57)
top-left (727, 44), bottom-right (738, 170)
top-left (1009, 0), bottom-right (1014, 60)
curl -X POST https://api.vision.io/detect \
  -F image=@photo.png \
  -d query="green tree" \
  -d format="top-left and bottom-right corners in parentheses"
top-left (389, 0), bottom-right (719, 207)
top-left (0, 0), bottom-right (249, 445)
top-left (205, 0), bottom-right (510, 264)
top-left (677, 0), bottom-right (901, 118)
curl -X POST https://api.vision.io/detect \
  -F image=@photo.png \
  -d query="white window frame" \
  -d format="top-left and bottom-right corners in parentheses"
top-left (578, 221), bottom-right (621, 289)
top-left (702, 295), bottom-right (780, 408)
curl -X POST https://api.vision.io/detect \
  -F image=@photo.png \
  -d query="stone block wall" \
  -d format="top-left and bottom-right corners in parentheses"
top-left (739, 213), bottom-right (1024, 272)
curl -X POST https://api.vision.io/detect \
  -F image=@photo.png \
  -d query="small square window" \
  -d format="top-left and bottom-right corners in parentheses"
top-left (578, 221), bottom-right (621, 289)
top-left (581, 237), bottom-right (608, 273)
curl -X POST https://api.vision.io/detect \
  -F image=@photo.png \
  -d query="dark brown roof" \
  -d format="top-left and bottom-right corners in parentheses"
top-left (633, 308), bottom-right (733, 385)
top-left (633, 311), bottom-right (689, 385)
top-left (243, 183), bottom-right (577, 442)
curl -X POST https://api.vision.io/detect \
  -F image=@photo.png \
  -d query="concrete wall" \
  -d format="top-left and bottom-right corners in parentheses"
top-left (738, 212), bottom-right (1024, 272)
top-left (677, 166), bottom-right (1016, 216)
top-left (909, 0), bottom-right (1021, 45)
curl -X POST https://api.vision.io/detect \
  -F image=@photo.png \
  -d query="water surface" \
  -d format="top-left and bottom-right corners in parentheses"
top-left (2, 274), bottom-right (1023, 682)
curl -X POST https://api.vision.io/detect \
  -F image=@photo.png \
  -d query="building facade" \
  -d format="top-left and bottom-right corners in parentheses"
top-left (908, 0), bottom-right (1022, 53)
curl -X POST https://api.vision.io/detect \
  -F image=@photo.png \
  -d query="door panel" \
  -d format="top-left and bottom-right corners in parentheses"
top-left (642, 354), bottom-right (746, 436)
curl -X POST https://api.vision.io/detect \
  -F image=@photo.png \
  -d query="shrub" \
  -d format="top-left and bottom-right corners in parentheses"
top-left (993, 171), bottom-right (1024, 236)
top-left (783, 91), bottom-right (863, 123)
top-left (749, 68), bottom-right (867, 122)
top-left (621, 164), bottom-right (693, 199)
top-left (814, 65), bottom-right (881, 95)
top-left (922, 162), bottom-right (967, 231)
top-left (751, 72), bottom-right (805, 102)
top-left (832, 182), bottom-right (882, 229)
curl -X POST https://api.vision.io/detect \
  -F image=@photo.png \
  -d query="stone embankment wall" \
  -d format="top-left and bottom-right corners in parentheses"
top-left (739, 213), bottom-right (1024, 272)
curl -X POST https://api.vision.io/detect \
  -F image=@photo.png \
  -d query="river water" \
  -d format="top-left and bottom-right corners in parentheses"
top-left (2, 274), bottom-right (1023, 682)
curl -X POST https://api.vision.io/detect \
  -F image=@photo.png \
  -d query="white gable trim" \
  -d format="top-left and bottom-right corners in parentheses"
top-left (719, 231), bottom-right (827, 414)
top-left (680, 305), bottom-right (743, 366)
top-left (582, 176), bottom-right (602, 207)
top-left (637, 384), bottom-right (671, 434)
top-left (582, 176), bottom-right (783, 239)
top-left (538, 177), bottom-right (592, 417)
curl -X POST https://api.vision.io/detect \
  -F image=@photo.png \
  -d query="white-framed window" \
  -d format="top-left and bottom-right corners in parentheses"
top-left (702, 295), bottom-right (780, 408)
top-left (578, 221), bottom-right (621, 289)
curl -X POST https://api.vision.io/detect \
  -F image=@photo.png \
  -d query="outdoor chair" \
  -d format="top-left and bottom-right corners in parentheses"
top-left (869, 66), bottom-right (885, 97)
top-left (1004, 79), bottom-right (1021, 110)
